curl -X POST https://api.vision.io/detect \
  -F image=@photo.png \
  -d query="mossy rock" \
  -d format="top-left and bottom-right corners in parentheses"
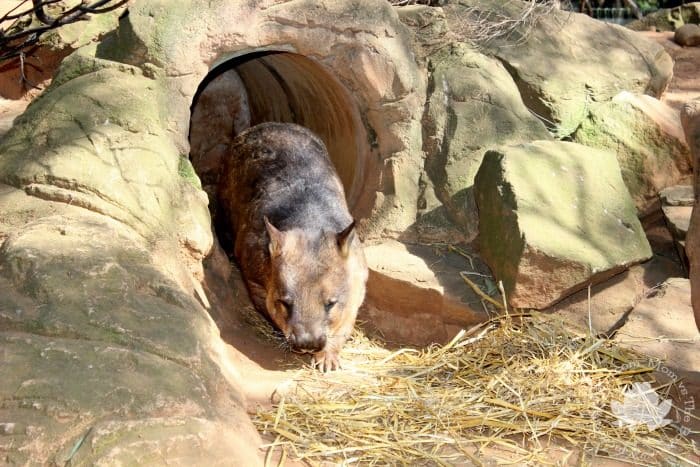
top-left (627, 3), bottom-right (700, 31)
top-left (422, 43), bottom-right (551, 240)
top-left (449, 0), bottom-right (673, 136)
top-left (475, 140), bottom-right (652, 309)
top-left (574, 94), bottom-right (692, 216)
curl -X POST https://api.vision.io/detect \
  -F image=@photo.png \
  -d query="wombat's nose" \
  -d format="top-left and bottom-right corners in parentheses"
top-left (289, 331), bottom-right (326, 353)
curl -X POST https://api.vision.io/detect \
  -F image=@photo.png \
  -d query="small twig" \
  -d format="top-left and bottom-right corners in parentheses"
top-left (587, 283), bottom-right (593, 337)
top-left (498, 280), bottom-right (509, 316)
top-left (459, 271), bottom-right (504, 310)
top-left (444, 0), bottom-right (563, 49)
top-left (448, 244), bottom-right (475, 269)
top-left (18, 51), bottom-right (39, 90)
top-left (63, 426), bottom-right (93, 464)
top-left (459, 271), bottom-right (492, 279)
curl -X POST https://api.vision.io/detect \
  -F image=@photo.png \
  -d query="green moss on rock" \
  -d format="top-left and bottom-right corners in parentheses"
top-left (178, 156), bottom-right (202, 190)
top-left (574, 97), bottom-right (692, 215)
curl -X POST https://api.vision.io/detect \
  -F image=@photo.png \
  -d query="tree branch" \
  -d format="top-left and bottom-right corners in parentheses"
top-left (33, 0), bottom-right (57, 25)
top-left (0, 0), bottom-right (128, 64)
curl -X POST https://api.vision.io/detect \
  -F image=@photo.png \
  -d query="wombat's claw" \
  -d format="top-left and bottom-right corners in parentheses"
top-left (312, 350), bottom-right (341, 372)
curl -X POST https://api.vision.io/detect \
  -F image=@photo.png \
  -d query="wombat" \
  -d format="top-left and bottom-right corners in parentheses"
top-left (217, 122), bottom-right (368, 371)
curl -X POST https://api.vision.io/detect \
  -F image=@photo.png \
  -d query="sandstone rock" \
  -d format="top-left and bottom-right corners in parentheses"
top-left (681, 100), bottom-right (700, 330)
top-left (422, 43), bottom-right (551, 241)
top-left (475, 141), bottom-right (652, 309)
top-left (659, 191), bottom-right (692, 271)
top-left (396, 5), bottom-right (468, 243)
top-left (450, 1), bottom-right (673, 136)
top-left (396, 4), bottom-right (450, 59)
top-left (662, 206), bottom-right (693, 240)
top-left (574, 92), bottom-right (692, 216)
top-left (0, 46), bottom-right (213, 257)
top-left (627, 3), bottom-right (700, 31)
top-left (0, 29), bottom-right (255, 463)
top-left (548, 256), bottom-right (685, 335)
top-left (681, 100), bottom-right (700, 198)
top-left (675, 23), bottom-right (700, 46)
top-left (363, 240), bottom-right (490, 346)
top-left (0, 198), bottom-right (262, 464)
top-left (659, 185), bottom-right (694, 206)
top-left (613, 279), bottom-right (699, 374)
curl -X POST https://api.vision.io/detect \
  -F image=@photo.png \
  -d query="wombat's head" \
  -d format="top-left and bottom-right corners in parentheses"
top-left (263, 217), bottom-right (368, 354)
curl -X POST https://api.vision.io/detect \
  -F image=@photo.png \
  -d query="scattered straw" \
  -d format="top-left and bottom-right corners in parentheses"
top-left (253, 313), bottom-right (699, 465)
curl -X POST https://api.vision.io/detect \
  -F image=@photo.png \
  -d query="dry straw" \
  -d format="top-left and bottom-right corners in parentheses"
top-left (251, 309), bottom-right (699, 466)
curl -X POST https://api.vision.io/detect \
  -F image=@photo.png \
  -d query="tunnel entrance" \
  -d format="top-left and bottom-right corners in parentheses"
top-left (188, 50), bottom-right (369, 213)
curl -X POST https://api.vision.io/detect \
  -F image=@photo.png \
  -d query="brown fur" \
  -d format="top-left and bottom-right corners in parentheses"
top-left (217, 123), bottom-right (368, 371)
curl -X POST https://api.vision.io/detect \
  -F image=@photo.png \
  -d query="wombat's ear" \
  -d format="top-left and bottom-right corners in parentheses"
top-left (336, 220), bottom-right (356, 257)
top-left (264, 216), bottom-right (284, 257)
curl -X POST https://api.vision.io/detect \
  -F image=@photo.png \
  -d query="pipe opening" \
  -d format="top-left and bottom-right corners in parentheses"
top-left (188, 51), bottom-right (369, 213)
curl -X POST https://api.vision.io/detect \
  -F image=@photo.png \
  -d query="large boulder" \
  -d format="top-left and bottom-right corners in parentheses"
top-left (449, 1), bottom-right (673, 137)
top-left (398, 1), bottom-right (675, 241)
top-left (474, 141), bottom-right (652, 309)
top-left (0, 47), bottom-right (211, 250)
top-left (363, 240), bottom-right (489, 345)
top-left (421, 42), bottom-right (551, 240)
top-left (573, 92), bottom-right (692, 216)
top-left (0, 187), bottom-right (263, 465)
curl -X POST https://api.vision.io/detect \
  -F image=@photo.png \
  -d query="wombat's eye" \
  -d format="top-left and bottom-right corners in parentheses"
top-left (276, 299), bottom-right (293, 315)
top-left (324, 299), bottom-right (337, 313)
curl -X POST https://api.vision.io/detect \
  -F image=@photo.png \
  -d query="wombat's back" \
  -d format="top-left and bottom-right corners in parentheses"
top-left (220, 122), bottom-right (351, 234)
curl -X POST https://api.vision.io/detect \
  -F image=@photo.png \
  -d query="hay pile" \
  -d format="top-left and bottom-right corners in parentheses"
top-left (252, 312), bottom-right (698, 465)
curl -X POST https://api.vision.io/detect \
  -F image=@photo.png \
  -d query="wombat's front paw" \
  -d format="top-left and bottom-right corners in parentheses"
top-left (312, 350), bottom-right (341, 372)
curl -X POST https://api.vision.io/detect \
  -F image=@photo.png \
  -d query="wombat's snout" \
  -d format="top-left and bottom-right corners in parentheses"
top-left (289, 330), bottom-right (327, 354)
